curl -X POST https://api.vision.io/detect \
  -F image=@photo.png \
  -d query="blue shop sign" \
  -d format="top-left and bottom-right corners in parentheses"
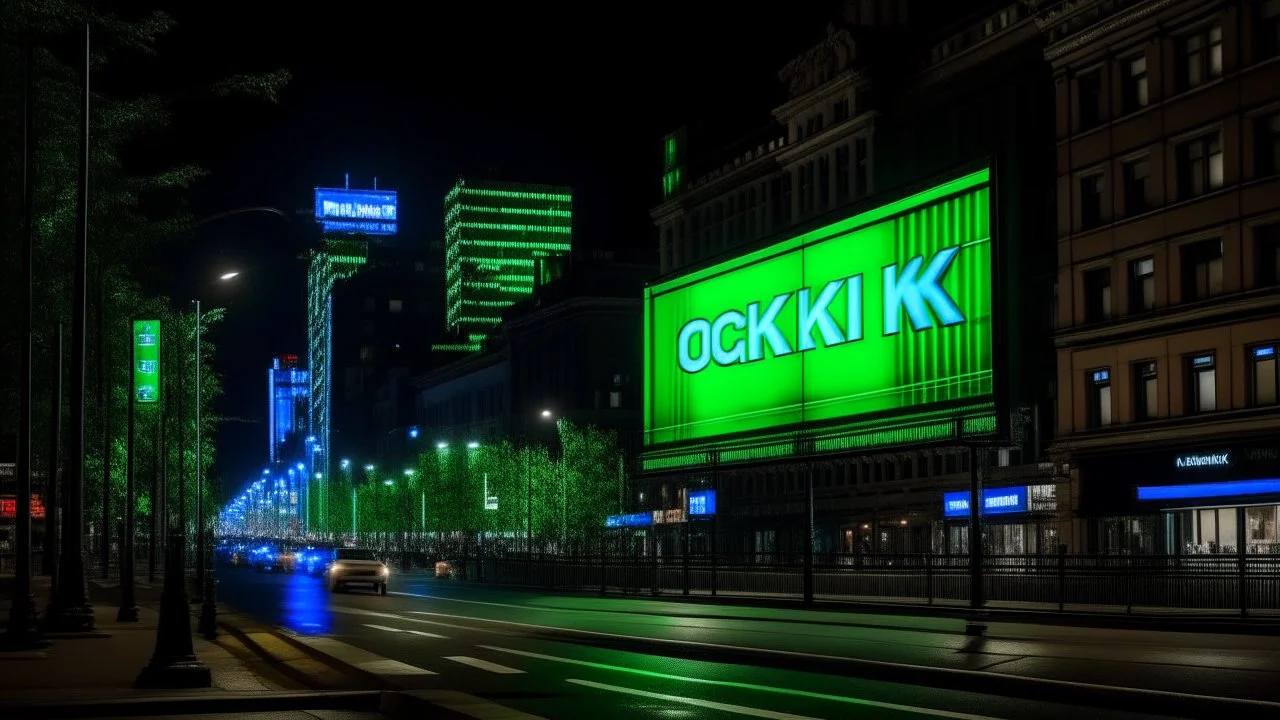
top-left (688, 489), bottom-right (717, 516)
top-left (605, 512), bottom-right (653, 528)
top-left (943, 486), bottom-right (1029, 518)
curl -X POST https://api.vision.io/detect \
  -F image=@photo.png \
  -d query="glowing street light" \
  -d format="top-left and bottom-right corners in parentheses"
top-left (340, 459), bottom-right (350, 469)
top-left (467, 441), bottom-right (480, 449)
top-left (219, 271), bottom-right (241, 281)
top-left (436, 442), bottom-right (448, 450)
top-left (540, 409), bottom-right (553, 418)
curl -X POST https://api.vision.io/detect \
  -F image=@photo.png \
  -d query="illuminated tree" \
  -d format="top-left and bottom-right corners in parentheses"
top-left (0, 1), bottom-right (289, 558)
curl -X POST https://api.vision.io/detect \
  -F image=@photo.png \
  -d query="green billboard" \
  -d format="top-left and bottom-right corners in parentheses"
top-left (644, 168), bottom-right (992, 447)
top-left (132, 319), bottom-right (160, 404)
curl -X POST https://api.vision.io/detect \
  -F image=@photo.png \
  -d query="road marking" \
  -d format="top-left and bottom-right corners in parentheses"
top-left (566, 679), bottom-right (821, 720)
top-left (406, 629), bottom-right (449, 639)
top-left (364, 624), bottom-right (404, 633)
top-left (332, 605), bottom-right (478, 633)
top-left (289, 634), bottom-right (436, 676)
top-left (444, 655), bottom-right (526, 674)
top-left (488, 646), bottom-right (1004, 720)
top-left (361, 623), bottom-right (449, 639)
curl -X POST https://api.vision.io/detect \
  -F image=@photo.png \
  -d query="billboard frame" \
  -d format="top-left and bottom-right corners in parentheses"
top-left (641, 159), bottom-right (1004, 474)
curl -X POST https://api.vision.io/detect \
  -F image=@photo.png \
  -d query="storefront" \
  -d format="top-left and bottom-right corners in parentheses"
top-left (939, 484), bottom-right (1058, 555)
top-left (1078, 444), bottom-right (1280, 555)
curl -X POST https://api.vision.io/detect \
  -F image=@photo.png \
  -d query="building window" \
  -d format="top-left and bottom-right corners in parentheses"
top-left (1089, 369), bottom-right (1112, 428)
top-left (1134, 361), bottom-right (1159, 420)
top-left (1129, 256), bottom-right (1155, 312)
top-left (1181, 238), bottom-right (1224, 301)
top-left (1257, 224), bottom-right (1280, 286)
top-left (609, 391), bottom-right (622, 409)
top-left (833, 98), bottom-right (850, 122)
top-left (1262, 0), bottom-right (1280, 60)
top-left (1080, 174), bottom-right (1105, 229)
top-left (1179, 25), bottom-right (1223, 90)
top-left (1084, 267), bottom-right (1112, 321)
top-left (388, 299), bottom-right (403, 313)
top-left (1256, 113), bottom-right (1280, 177)
top-left (1252, 344), bottom-right (1279, 406)
top-left (1187, 353), bottom-right (1217, 412)
top-left (1177, 133), bottom-right (1224, 199)
top-left (855, 137), bottom-right (869, 197)
top-left (818, 155), bottom-right (830, 210)
top-left (1078, 69), bottom-right (1102, 129)
top-left (835, 145), bottom-right (850, 201)
top-left (1123, 158), bottom-right (1151, 215)
top-left (1122, 55), bottom-right (1149, 113)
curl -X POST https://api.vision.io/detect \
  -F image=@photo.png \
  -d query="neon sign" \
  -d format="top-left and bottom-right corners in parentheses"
top-left (314, 188), bottom-right (398, 236)
top-left (943, 486), bottom-right (1028, 518)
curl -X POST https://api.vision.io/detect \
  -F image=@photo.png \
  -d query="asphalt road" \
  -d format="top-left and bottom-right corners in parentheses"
top-left (213, 567), bottom-right (1280, 720)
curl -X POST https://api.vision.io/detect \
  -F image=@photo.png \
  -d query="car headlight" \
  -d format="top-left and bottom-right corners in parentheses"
top-left (380, 566), bottom-right (389, 576)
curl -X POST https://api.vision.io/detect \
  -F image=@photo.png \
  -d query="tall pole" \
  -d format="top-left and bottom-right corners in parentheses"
top-left (150, 407), bottom-right (159, 582)
top-left (118, 323), bottom-right (138, 621)
top-left (44, 324), bottom-right (63, 579)
top-left (4, 38), bottom-right (47, 650)
top-left (525, 445), bottom-right (533, 558)
top-left (98, 273), bottom-right (109, 579)
top-left (965, 444), bottom-right (987, 636)
top-left (46, 20), bottom-right (95, 633)
top-left (194, 299), bottom-right (205, 598)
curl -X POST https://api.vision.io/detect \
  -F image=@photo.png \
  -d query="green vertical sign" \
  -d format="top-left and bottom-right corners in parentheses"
top-left (133, 319), bottom-right (160, 404)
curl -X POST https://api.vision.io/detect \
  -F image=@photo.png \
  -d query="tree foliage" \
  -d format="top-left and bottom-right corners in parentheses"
top-left (0, 1), bottom-right (290, 551)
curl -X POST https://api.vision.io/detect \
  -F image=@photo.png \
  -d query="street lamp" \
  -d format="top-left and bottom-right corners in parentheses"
top-left (219, 271), bottom-right (240, 281)
top-left (527, 408), bottom-right (556, 556)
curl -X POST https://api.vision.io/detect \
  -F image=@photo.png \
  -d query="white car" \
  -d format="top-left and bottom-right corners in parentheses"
top-left (326, 548), bottom-right (389, 595)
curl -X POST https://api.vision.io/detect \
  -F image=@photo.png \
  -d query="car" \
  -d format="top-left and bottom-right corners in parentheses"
top-left (326, 548), bottom-right (389, 595)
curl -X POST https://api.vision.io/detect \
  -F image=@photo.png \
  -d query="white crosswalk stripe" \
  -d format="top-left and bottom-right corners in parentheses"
top-left (288, 634), bottom-right (436, 677)
top-left (362, 623), bottom-right (448, 639)
top-left (444, 655), bottom-right (526, 674)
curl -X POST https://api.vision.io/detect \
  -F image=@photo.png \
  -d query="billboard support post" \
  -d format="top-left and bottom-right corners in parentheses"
top-left (966, 441), bottom-right (987, 636)
top-left (118, 319), bottom-right (139, 622)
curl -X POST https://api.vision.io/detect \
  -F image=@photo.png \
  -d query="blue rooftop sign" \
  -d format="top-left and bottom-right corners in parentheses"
top-left (314, 188), bottom-right (398, 235)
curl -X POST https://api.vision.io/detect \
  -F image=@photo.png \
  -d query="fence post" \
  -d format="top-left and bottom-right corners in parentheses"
top-left (1057, 544), bottom-right (1066, 612)
top-left (710, 516), bottom-right (718, 597)
top-left (600, 533), bottom-right (607, 595)
top-left (925, 552), bottom-right (934, 606)
top-left (1237, 506), bottom-right (1248, 617)
top-left (1125, 554), bottom-right (1133, 614)
top-left (682, 518), bottom-right (690, 596)
top-left (651, 538), bottom-right (659, 596)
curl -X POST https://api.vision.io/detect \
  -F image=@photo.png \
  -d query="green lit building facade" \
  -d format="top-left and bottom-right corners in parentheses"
top-left (441, 179), bottom-right (573, 352)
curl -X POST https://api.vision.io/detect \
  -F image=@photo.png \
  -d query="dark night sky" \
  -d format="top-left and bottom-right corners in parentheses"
top-left (137, 2), bottom-right (839, 495)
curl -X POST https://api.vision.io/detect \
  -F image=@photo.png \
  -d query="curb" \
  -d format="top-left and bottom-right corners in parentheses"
top-left (0, 690), bottom-right (382, 719)
top-left (217, 615), bottom-right (376, 691)
top-left (410, 576), bottom-right (1280, 636)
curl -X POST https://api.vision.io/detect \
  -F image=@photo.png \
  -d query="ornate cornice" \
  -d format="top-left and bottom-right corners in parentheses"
top-left (1036, 0), bottom-right (1180, 62)
top-left (778, 25), bottom-right (859, 99)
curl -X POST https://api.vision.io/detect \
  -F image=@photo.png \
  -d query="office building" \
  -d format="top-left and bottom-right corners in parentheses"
top-left (440, 178), bottom-right (573, 352)
top-left (267, 354), bottom-right (310, 464)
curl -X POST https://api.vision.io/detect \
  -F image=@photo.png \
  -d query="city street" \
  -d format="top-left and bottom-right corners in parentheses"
top-left (214, 568), bottom-right (1280, 719)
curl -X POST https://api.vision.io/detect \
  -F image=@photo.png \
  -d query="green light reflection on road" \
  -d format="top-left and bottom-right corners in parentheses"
top-left (481, 645), bottom-right (1000, 720)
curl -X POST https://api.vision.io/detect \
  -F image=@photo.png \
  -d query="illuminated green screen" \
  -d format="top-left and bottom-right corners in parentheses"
top-left (132, 319), bottom-right (160, 404)
top-left (644, 168), bottom-right (992, 446)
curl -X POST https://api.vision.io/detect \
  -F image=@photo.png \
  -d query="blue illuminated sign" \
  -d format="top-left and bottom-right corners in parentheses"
top-left (605, 513), bottom-right (653, 528)
top-left (688, 489), bottom-right (717, 516)
top-left (314, 188), bottom-right (398, 236)
top-left (943, 486), bottom-right (1028, 518)
top-left (1136, 479), bottom-right (1280, 502)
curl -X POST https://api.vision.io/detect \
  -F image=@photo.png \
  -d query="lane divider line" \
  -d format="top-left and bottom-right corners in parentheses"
top-left (485, 645), bottom-right (1003, 720)
top-left (444, 656), bottom-right (526, 675)
top-left (364, 624), bottom-right (404, 633)
top-left (566, 679), bottom-right (822, 720)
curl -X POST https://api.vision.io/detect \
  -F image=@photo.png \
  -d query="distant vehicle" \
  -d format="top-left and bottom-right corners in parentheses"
top-left (326, 548), bottom-right (389, 595)
top-left (252, 543), bottom-right (297, 573)
top-left (297, 545), bottom-right (337, 576)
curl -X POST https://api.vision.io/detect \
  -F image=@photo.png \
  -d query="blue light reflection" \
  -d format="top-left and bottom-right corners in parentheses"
top-left (281, 572), bottom-right (332, 635)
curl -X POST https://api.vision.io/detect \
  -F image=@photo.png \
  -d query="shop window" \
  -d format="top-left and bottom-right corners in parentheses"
top-left (1080, 173), bottom-right (1105, 229)
top-left (1084, 267), bottom-right (1112, 321)
top-left (1176, 133), bottom-right (1224, 199)
top-left (1263, 0), bottom-right (1280, 60)
top-left (1178, 25), bottom-right (1223, 91)
top-left (1181, 238), bottom-right (1223, 301)
top-left (1252, 344), bottom-right (1279, 406)
top-left (1256, 113), bottom-right (1280, 177)
top-left (1134, 361), bottom-right (1159, 420)
top-left (1187, 353), bottom-right (1217, 412)
top-left (1123, 158), bottom-right (1151, 216)
top-left (1088, 368), bottom-right (1112, 427)
top-left (1121, 55), bottom-right (1148, 113)
top-left (1078, 69), bottom-right (1102, 129)
top-left (1129, 256), bottom-right (1155, 312)
top-left (1258, 224), bottom-right (1280, 286)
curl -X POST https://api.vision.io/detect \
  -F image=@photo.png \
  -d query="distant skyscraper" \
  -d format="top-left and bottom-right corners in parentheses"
top-left (267, 354), bottom-right (309, 464)
top-left (439, 179), bottom-right (572, 351)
